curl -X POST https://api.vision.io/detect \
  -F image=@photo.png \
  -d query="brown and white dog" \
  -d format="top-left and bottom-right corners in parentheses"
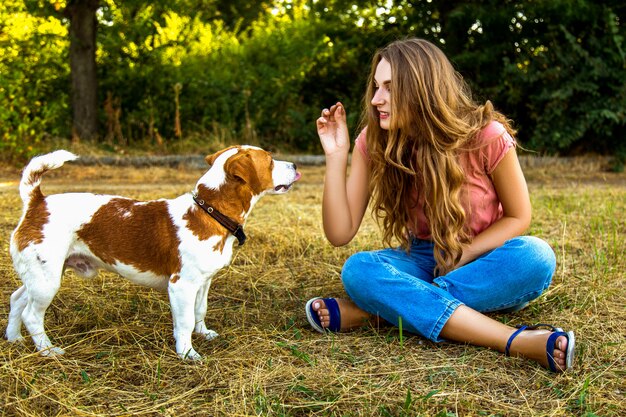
top-left (6, 146), bottom-right (300, 360)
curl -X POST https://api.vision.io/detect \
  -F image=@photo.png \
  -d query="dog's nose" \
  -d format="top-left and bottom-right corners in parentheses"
top-left (292, 163), bottom-right (297, 170)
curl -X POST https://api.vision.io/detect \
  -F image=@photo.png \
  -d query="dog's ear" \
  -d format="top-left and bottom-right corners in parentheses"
top-left (205, 146), bottom-right (238, 166)
top-left (224, 152), bottom-right (255, 185)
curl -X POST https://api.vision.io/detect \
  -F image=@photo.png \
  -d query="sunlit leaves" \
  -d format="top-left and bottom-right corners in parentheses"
top-left (0, 0), bottom-right (69, 159)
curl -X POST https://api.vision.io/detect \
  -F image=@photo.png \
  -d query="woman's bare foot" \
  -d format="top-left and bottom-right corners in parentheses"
top-left (507, 329), bottom-right (570, 372)
top-left (310, 298), bottom-right (381, 331)
top-left (440, 306), bottom-right (573, 372)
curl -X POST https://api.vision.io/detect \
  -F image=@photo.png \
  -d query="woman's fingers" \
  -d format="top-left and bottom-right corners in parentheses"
top-left (322, 103), bottom-right (344, 122)
top-left (317, 102), bottom-right (347, 143)
top-left (316, 118), bottom-right (328, 136)
top-left (330, 102), bottom-right (346, 123)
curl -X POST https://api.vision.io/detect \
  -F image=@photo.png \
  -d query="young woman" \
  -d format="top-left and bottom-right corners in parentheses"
top-left (306, 38), bottom-right (574, 372)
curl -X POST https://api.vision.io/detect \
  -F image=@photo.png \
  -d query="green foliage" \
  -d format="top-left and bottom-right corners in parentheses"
top-left (500, 1), bottom-right (626, 155)
top-left (1, 0), bottom-right (624, 161)
top-left (96, 3), bottom-right (330, 151)
top-left (440, 0), bottom-right (626, 155)
top-left (180, 13), bottom-right (326, 151)
top-left (0, 0), bottom-right (70, 161)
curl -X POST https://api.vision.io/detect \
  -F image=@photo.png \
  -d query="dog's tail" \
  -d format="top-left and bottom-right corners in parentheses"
top-left (19, 150), bottom-right (78, 203)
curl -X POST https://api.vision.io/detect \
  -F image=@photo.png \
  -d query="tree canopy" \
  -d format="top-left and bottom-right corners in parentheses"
top-left (1, 0), bottom-right (624, 162)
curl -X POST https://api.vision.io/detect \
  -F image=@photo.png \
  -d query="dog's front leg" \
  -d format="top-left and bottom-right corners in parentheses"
top-left (168, 279), bottom-right (202, 360)
top-left (194, 278), bottom-right (219, 341)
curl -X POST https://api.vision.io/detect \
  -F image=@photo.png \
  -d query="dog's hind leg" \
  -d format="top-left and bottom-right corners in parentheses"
top-left (193, 278), bottom-right (219, 341)
top-left (20, 262), bottom-right (65, 356)
top-left (6, 285), bottom-right (27, 342)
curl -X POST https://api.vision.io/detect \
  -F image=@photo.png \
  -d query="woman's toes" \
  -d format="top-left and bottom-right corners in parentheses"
top-left (550, 335), bottom-right (569, 370)
top-left (554, 356), bottom-right (566, 370)
top-left (308, 298), bottom-right (330, 329)
top-left (552, 351), bottom-right (564, 363)
top-left (556, 335), bottom-right (568, 352)
top-left (554, 336), bottom-right (568, 357)
top-left (317, 308), bottom-right (330, 327)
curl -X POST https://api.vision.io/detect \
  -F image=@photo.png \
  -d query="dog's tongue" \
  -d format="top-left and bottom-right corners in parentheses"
top-left (275, 172), bottom-right (301, 191)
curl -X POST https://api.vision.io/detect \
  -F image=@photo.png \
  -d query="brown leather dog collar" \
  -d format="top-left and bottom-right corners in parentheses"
top-left (191, 191), bottom-right (246, 246)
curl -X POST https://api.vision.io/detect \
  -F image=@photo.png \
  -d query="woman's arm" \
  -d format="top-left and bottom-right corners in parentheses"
top-left (323, 149), bottom-right (370, 246)
top-left (317, 103), bottom-right (370, 246)
top-left (458, 147), bottom-right (531, 266)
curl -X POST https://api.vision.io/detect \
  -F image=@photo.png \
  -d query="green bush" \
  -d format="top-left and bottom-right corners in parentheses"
top-left (503, 2), bottom-right (626, 155)
top-left (1, 0), bottom-right (624, 161)
top-left (442, 0), bottom-right (625, 156)
top-left (0, 3), bottom-right (70, 161)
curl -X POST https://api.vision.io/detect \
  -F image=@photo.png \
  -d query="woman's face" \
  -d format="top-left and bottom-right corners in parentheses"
top-left (371, 58), bottom-right (392, 130)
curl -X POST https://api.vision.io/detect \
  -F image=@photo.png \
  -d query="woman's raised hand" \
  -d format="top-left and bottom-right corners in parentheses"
top-left (316, 102), bottom-right (350, 158)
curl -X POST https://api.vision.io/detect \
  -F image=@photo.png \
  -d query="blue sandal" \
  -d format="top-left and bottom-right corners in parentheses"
top-left (305, 297), bottom-right (341, 333)
top-left (505, 323), bottom-right (575, 372)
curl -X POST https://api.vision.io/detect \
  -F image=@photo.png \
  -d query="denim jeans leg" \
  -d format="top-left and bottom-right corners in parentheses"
top-left (341, 245), bottom-right (462, 342)
top-left (434, 236), bottom-right (556, 313)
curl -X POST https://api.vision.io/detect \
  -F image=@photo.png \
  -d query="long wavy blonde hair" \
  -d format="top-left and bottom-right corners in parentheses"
top-left (362, 38), bottom-right (514, 275)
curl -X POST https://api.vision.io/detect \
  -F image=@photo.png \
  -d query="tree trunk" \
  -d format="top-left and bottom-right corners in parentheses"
top-left (65, 0), bottom-right (100, 142)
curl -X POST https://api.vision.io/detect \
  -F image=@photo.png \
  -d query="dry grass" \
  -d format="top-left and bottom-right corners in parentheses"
top-left (0, 158), bottom-right (624, 416)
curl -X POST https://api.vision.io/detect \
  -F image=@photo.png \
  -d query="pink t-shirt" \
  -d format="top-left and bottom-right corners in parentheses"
top-left (355, 121), bottom-right (515, 239)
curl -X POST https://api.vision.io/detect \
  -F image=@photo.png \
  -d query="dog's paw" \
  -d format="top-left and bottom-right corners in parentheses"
top-left (203, 330), bottom-right (219, 341)
top-left (40, 346), bottom-right (65, 357)
top-left (178, 348), bottom-right (203, 361)
top-left (5, 333), bottom-right (25, 343)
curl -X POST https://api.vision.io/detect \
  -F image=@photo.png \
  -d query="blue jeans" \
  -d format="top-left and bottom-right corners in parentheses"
top-left (341, 236), bottom-right (556, 342)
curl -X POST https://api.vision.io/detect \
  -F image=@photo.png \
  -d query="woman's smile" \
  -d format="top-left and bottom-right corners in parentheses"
top-left (371, 58), bottom-right (392, 130)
